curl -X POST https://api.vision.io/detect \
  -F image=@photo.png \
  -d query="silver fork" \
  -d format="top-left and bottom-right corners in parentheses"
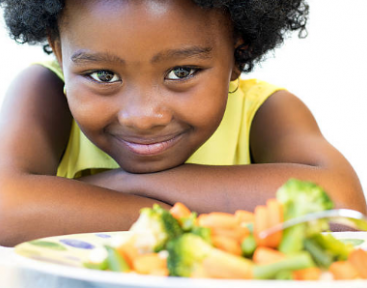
top-left (259, 209), bottom-right (367, 239)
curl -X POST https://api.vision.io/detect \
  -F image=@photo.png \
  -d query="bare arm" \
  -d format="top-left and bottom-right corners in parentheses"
top-left (81, 90), bottom-right (366, 214)
top-left (0, 65), bottom-right (170, 247)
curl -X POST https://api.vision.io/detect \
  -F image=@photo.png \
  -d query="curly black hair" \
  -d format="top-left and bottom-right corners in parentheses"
top-left (0, 0), bottom-right (308, 72)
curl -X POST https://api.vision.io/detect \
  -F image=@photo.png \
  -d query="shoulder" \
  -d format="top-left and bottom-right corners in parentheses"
top-left (0, 63), bottom-right (71, 174)
top-left (33, 60), bottom-right (64, 82)
top-left (1, 63), bottom-right (65, 111)
top-left (253, 89), bottom-right (318, 132)
top-left (230, 78), bottom-right (286, 124)
top-left (250, 89), bottom-right (322, 163)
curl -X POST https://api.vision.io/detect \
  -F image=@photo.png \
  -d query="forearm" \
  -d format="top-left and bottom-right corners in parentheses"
top-left (0, 170), bottom-right (170, 247)
top-left (85, 163), bottom-right (366, 215)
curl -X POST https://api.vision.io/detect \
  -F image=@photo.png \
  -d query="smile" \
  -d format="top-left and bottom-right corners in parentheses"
top-left (114, 133), bottom-right (184, 156)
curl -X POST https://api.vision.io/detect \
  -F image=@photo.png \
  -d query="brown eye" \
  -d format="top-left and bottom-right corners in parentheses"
top-left (90, 70), bottom-right (120, 83)
top-left (166, 67), bottom-right (196, 80)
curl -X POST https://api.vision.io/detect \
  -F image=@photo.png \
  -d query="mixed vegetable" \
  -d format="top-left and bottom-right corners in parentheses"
top-left (84, 179), bottom-right (367, 280)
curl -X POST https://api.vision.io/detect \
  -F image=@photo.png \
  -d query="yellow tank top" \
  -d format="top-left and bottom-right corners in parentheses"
top-left (36, 61), bottom-right (284, 179)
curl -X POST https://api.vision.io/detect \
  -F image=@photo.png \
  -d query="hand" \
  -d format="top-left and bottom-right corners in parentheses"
top-left (77, 168), bottom-right (132, 192)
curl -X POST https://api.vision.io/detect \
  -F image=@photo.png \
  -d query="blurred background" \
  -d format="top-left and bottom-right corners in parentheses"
top-left (0, 0), bottom-right (366, 199)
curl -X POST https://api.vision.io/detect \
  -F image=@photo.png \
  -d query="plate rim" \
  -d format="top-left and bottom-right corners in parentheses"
top-left (13, 231), bottom-right (367, 288)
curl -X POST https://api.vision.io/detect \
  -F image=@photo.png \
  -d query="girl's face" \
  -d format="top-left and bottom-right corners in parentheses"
top-left (54, 0), bottom-right (239, 173)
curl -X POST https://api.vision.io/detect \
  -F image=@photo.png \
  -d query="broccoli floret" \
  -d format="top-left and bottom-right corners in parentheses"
top-left (179, 211), bottom-right (198, 232)
top-left (276, 179), bottom-right (334, 253)
top-left (167, 233), bottom-right (212, 277)
top-left (277, 178), bottom-right (334, 220)
top-left (167, 233), bottom-right (253, 278)
top-left (129, 204), bottom-right (182, 252)
top-left (173, 210), bottom-right (212, 244)
top-left (191, 226), bottom-right (212, 245)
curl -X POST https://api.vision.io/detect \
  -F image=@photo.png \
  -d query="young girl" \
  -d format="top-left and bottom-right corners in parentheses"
top-left (0, 0), bottom-right (365, 247)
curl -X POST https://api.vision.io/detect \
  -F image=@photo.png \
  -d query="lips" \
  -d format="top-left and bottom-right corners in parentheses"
top-left (113, 133), bottom-right (184, 156)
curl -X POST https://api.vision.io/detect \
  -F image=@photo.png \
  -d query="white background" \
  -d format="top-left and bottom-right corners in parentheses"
top-left (0, 0), bottom-right (366, 199)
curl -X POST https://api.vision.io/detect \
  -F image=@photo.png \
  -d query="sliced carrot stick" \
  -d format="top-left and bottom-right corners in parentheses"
top-left (348, 248), bottom-right (367, 279)
top-left (202, 249), bottom-right (253, 279)
top-left (235, 210), bottom-right (255, 224)
top-left (211, 226), bottom-right (250, 243)
top-left (150, 267), bottom-right (169, 277)
top-left (293, 267), bottom-right (321, 280)
top-left (132, 253), bottom-right (167, 275)
top-left (329, 261), bottom-right (359, 280)
top-left (116, 241), bottom-right (139, 268)
top-left (197, 212), bottom-right (238, 229)
top-left (254, 205), bottom-right (270, 247)
top-left (252, 247), bottom-right (286, 265)
top-left (190, 266), bottom-right (210, 278)
top-left (265, 199), bottom-right (283, 248)
top-left (212, 235), bottom-right (242, 256)
top-left (169, 202), bottom-right (191, 219)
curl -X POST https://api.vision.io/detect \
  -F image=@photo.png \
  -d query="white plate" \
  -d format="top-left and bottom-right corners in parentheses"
top-left (14, 231), bottom-right (367, 288)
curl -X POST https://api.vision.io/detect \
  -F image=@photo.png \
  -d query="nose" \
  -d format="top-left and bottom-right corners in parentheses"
top-left (117, 87), bottom-right (172, 131)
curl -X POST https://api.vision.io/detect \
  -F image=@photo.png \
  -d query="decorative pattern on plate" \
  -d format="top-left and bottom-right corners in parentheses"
top-left (95, 233), bottom-right (112, 239)
top-left (29, 240), bottom-right (67, 251)
top-left (59, 239), bottom-right (95, 249)
top-left (15, 231), bottom-right (131, 268)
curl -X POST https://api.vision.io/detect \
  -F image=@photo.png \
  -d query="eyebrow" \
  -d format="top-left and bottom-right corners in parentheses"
top-left (71, 51), bottom-right (125, 65)
top-left (151, 46), bottom-right (213, 62)
top-left (71, 46), bottom-right (213, 65)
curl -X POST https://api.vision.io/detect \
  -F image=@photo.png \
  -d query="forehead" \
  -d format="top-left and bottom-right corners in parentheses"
top-left (60, 0), bottom-right (233, 56)
top-left (62, 0), bottom-right (226, 25)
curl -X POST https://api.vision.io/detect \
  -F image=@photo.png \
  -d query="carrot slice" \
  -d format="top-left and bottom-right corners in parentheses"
top-left (212, 235), bottom-right (242, 256)
top-left (348, 248), bottom-right (367, 279)
top-left (198, 212), bottom-right (238, 229)
top-left (150, 268), bottom-right (169, 277)
top-left (116, 241), bottom-right (139, 268)
top-left (293, 267), bottom-right (321, 280)
top-left (252, 247), bottom-right (286, 265)
top-left (265, 199), bottom-right (283, 248)
top-left (202, 249), bottom-right (253, 279)
top-left (211, 226), bottom-right (250, 243)
top-left (190, 266), bottom-right (210, 278)
top-left (170, 202), bottom-right (191, 219)
top-left (235, 210), bottom-right (255, 224)
top-left (329, 261), bottom-right (359, 280)
top-left (254, 205), bottom-right (270, 247)
top-left (132, 253), bottom-right (167, 275)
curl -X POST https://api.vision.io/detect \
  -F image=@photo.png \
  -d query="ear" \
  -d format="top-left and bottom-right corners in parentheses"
top-left (230, 64), bottom-right (242, 81)
top-left (47, 35), bottom-right (63, 70)
top-left (230, 38), bottom-right (246, 81)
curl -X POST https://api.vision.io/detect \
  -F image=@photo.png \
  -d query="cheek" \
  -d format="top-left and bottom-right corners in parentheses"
top-left (199, 88), bottom-right (228, 129)
top-left (66, 85), bottom-right (115, 135)
top-left (193, 73), bottom-right (230, 125)
top-left (178, 83), bottom-right (229, 133)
